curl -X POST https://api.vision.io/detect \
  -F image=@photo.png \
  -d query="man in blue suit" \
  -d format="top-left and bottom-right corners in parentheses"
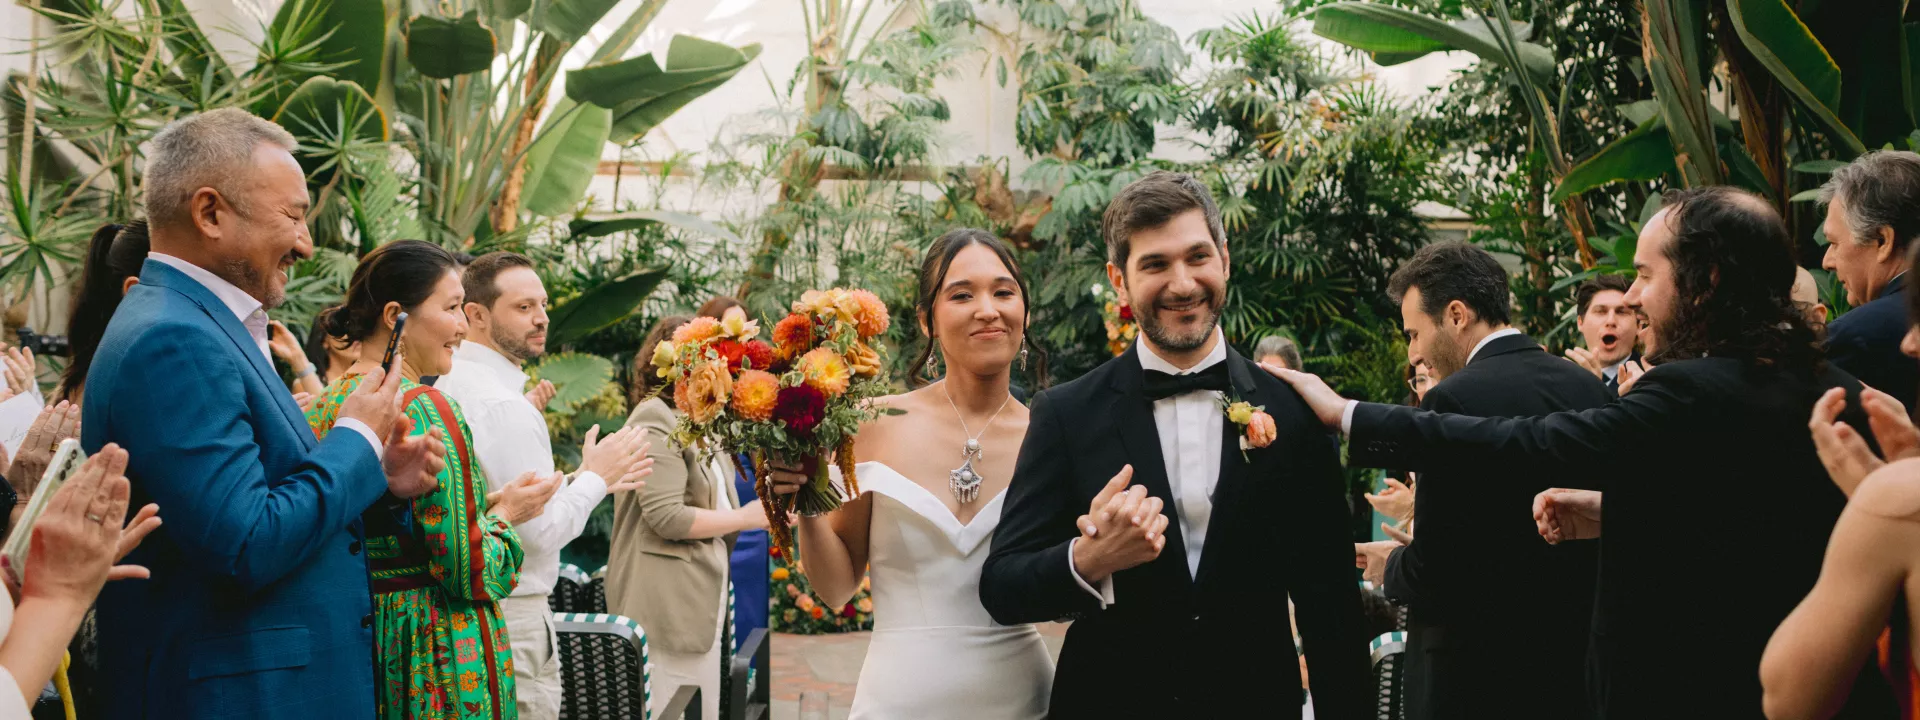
top-left (81, 109), bottom-right (445, 718)
top-left (1821, 150), bottom-right (1920, 409)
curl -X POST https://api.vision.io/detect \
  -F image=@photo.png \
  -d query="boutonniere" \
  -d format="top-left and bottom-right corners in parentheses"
top-left (1221, 397), bottom-right (1277, 460)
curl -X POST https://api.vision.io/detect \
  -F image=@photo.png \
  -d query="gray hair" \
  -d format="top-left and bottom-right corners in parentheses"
top-left (1818, 150), bottom-right (1920, 250)
top-left (1253, 335), bottom-right (1302, 370)
top-left (143, 108), bottom-right (297, 230)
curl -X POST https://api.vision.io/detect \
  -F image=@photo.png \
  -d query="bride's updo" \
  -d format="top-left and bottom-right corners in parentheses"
top-left (908, 228), bottom-right (1047, 388)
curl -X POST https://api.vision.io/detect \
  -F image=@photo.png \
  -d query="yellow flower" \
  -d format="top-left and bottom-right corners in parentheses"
top-left (771, 567), bottom-right (791, 581)
top-left (731, 369), bottom-right (781, 421)
top-left (459, 670), bottom-right (479, 693)
top-left (673, 316), bottom-right (722, 345)
top-left (651, 339), bottom-right (679, 375)
top-left (856, 597), bottom-right (873, 613)
top-left (1227, 401), bottom-right (1255, 425)
top-left (830, 290), bottom-right (864, 326)
top-left (721, 306), bottom-right (760, 340)
top-left (684, 361), bottom-right (733, 423)
top-left (845, 342), bottom-right (883, 378)
top-left (796, 347), bottom-right (852, 396)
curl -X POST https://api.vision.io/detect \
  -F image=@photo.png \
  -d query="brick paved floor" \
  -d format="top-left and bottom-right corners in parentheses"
top-left (769, 623), bottom-right (1069, 720)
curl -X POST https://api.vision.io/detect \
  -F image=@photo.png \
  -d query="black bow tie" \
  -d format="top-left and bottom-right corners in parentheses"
top-left (1142, 362), bottom-right (1230, 401)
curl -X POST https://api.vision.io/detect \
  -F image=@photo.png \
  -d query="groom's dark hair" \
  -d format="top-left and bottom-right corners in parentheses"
top-left (1101, 170), bottom-right (1226, 269)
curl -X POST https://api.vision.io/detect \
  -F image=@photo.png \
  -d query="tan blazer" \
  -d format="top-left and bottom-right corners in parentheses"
top-left (606, 397), bottom-right (740, 654)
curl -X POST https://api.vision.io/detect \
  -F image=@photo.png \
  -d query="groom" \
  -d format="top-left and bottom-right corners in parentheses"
top-left (981, 171), bottom-right (1371, 718)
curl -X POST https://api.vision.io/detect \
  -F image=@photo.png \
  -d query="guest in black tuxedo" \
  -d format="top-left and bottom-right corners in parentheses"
top-left (1265, 187), bottom-right (1898, 720)
top-left (1565, 274), bottom-right (1642, 394)
top-left (1354, 241), bottom-right (1612, 720)
top-left (1821, 150), bottom-right (1920, 407)
top-left (980, 171), bottom-right (1370, 719)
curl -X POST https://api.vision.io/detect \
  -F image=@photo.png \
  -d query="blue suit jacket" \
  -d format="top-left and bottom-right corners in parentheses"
top-left (1827, 273), bottom-right (1917, 408)
top-left (81, 259), bottom-right (387, 719)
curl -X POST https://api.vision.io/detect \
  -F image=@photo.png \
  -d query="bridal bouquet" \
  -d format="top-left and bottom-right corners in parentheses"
top-left (649, 289), bottom-right (893, 553)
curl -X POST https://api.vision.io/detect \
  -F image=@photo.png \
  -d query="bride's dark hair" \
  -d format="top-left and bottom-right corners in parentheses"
top-left (908, 228), bottom-right (1048, 389)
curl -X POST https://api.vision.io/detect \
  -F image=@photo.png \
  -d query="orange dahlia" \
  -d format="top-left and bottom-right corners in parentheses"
top-left (796, 347), bottom-right (852, 396)
top-left (772, 313), bottom-right (813, 361)
top-left (848, 289), bottom-right (889, 338)
top-left (731, 369), bottom-right (781, 421)
top-left (684, 361), bottom-right (733, 423)
top-left (672, 316), bottom-right (722, 345)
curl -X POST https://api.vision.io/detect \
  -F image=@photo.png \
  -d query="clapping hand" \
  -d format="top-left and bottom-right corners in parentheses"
top-left (486, 471), bottom-right (563, 525)
top-left (1354, 524), bottom-right (1410, 586)
top-left (18, 444), bottom-right (141, 604)
top-left (7, 401), bottom-right (80, 498)
top-left (579, 425), bottom-right (653, 493)
top-left (1617, 360), bottom-right (1646, 395)
top-left (1258, 364), bottom-right (1349, 430)
top-left (1069, 466), bottom-right (1169, 583)
top-left (1365, 476), bottom-right (1415, 522)
top-left (1, 344), bottom-right (34, 400)
top-left (525, 380), bottom-right (556, 411)
top-left (293, 392), bottom-right (314, 413)
top-left (266, 321), bottom-right (306, 369)
top-left (1809, 386), bottom-right (1919, 497)
top-left (1533, 488), bottom-right (1603, 544)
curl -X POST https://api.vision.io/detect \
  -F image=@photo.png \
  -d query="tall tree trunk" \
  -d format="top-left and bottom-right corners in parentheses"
top-left (1713, 0), bottom-right (1787, 209)
top-left (492, 37), bottom-right (564, 235)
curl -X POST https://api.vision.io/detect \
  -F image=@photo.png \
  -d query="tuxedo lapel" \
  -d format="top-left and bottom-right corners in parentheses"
top-left (1108, 345), bottom-right (1193, 587)
top-left (1195, 349), bottom-right (1258, 587)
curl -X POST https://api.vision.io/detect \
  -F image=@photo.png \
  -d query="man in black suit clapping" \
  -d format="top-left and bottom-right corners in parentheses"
top-left (1353, 241), bottom-right (1613, 720)
top-left (1266, 187), bottom-right (1898, 720)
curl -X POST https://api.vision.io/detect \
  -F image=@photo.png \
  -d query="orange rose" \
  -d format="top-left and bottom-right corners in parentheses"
top-left (796, 347), bottom-right (851, 396)
top-left (795, 593), bottom-right (815, 611)
top-left (856, 597), bottom-right (873, 613)
top-left (731, 369), bottom-right (781, 421)
top-left (809, 605), bottom-right (826, 620)
top-left (1245, 411), bottom-right (1277, 449)
top-left (845, 342), bottom-right (883, 378)
top-left (848, 289), bottom-right (890, 338)
top-left (683, 361), bottom-right (733, 423)
top-left (672, 316), bottom-right (722, 345)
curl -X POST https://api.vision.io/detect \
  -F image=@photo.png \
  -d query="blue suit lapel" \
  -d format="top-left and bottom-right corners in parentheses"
top-left (138, 259), bottom-right (315, 448)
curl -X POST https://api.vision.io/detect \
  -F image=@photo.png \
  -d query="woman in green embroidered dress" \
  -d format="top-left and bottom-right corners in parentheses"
top-left (305, 240), bottom-right (559, 720)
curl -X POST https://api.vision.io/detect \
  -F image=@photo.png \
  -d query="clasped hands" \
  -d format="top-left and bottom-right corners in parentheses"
top-left (1070, 465), bottom-right (1171, 584)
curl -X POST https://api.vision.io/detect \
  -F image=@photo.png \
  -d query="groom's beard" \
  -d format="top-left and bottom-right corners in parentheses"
top-left (1137, 286), bottom-right (1222, 352)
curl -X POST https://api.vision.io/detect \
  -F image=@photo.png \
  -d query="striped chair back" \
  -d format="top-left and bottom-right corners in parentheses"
top-left (555, 612), bottom-right (652, 720)
top-left (1369, 631), bottom-right (1409, 720)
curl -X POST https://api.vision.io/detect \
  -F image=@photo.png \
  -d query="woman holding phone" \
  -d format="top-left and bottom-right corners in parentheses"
top-left (304, 240), bottom-right (557, 720)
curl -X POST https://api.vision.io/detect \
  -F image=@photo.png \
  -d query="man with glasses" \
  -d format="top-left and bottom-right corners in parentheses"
top-left (1344, 242), bottom-right (1614, 720)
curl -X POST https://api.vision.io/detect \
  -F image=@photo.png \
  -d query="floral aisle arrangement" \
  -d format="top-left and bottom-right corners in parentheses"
top-left (769, 542), bottom-right (876, 634)
top-left (1093, 284), bottom-right (1137, 357)
top-left (649, 290), bottom-right (894, 554)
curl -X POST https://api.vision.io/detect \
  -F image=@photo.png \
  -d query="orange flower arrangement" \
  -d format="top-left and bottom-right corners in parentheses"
top-left (672, 316), bottom-right (722, 345)
top-left (796, 347), bottom-right (851, 396)
top-left (845, 342), bottom-right (883, 378)
top-left (848, 289), bottom-right (890, 338)
top-left (771, 313), bottom-right (812, 361)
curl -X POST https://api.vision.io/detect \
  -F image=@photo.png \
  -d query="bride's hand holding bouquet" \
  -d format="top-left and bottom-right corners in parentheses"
top-left (650, 288), bottom-right (893, 554)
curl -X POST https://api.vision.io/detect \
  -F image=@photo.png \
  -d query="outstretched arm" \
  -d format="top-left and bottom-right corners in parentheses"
top-left (981, 390), bottom-right (1103, 625)
top-left (1761, 460), bottom-right (1920, 720)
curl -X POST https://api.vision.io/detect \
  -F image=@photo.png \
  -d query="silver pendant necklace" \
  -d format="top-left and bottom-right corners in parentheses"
top-left (943, 382), bottom-right (1013, 504)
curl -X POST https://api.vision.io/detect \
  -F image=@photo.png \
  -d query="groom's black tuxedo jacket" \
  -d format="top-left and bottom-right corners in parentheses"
top-left (1349, 356), bottom-right (1897, 720)
top-left (1382, 333), bottom-right (1611, 720)
top-left (981, 344), bottom-right (1371, 720)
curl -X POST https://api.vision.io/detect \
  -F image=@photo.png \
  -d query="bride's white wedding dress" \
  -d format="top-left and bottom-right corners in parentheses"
top-left (844, 462), bottom-right (1053, 719)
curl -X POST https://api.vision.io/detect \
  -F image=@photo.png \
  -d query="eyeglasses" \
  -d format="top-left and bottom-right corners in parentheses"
top-left (1406, 376), bottom-right (1432, 393)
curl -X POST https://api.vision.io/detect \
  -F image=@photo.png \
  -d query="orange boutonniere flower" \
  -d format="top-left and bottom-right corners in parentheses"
top-left (1221, 398), bottom-right (1274, 460)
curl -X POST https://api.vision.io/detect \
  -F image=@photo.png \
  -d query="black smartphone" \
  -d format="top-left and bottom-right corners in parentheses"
top-left (380, 312), bottom-right (408, 374)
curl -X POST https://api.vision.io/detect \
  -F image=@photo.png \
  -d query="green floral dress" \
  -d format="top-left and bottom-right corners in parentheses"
top-left (307, 374), bottom-right (525, 720)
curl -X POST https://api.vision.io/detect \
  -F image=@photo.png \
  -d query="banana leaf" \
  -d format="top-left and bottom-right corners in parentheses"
top-left (405, 11), bottom-right (497, 79)
top-left (521, 98), bottom-right (611, 218)
top-left (1310, 2), bottom-right (1553, 87)
top-left (547, 268), bottom-right (670, 348)
top-left (565, 36), bottom-right (762, 143)
top-left (1725, 0), bottom-right (1866, 155)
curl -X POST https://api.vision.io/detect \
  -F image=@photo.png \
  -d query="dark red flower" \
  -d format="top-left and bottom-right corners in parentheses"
top-left (1118, 305), bottom-right (1134, 322)
top-left (842, 604), bottom-right (857, 618)
top-left (742, 340), bottom-right (776, 372)
top-left (711, 339), bottom-right (748, 372)
top-left (773, 384), bottom-right (827, 437)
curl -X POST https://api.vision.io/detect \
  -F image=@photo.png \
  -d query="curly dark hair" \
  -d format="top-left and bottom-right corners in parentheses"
top-left (1649, 187), bottom-right (1821, 371)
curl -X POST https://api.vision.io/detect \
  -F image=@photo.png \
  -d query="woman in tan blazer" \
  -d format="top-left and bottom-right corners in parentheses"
top-left (607, 315), bottom-right (771, 720)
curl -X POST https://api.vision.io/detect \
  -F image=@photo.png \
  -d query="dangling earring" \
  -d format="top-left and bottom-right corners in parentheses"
top-left (925, 349), bottom-right (938, 377)
top-left (1019, 342), bottom-right (1029, 371)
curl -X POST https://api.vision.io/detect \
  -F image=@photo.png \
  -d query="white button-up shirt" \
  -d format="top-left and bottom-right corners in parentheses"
top-left (148, 253), bottom-right (381, 455)
top-left (1071, 332), bottom-right (1229, 607)
top-left (434, 341), bottom-right (606, 598)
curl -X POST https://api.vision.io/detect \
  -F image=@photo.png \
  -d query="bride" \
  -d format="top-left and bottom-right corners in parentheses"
top-left (769, 228), bottom-right (1052, 719)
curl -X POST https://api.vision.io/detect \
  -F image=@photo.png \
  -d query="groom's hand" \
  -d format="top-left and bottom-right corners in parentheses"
top-left (1258, 363), bottom-right (1349, 430)
top-left (1071, 466), bottom-right (1169, 584)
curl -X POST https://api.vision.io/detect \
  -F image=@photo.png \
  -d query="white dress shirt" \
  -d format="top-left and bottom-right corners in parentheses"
top-left (434, 341), bottom-right (606, 598)
top-left (1070, 332), bottom-right (1229, 607)
top-left (1339, 327), bottom-right (1524, 434)
top-left (148, 253), bottom-right (382, 456)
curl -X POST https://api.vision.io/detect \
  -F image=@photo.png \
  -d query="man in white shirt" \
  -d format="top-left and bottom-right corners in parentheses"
top-left (433, 252), bottom-right (653, 720)
top-left (981, 171), bottom-right (1369, 718)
